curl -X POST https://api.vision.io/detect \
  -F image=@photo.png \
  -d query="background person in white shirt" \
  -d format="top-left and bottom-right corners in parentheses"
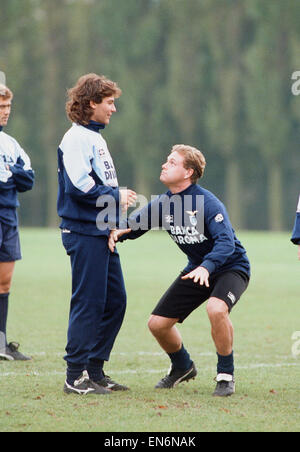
top-left (0, 84), bottom-right (34, 361)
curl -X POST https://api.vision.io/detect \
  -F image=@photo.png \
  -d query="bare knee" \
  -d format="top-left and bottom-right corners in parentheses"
top-left (206, 298), bottom-right (229, 323)
top-left (0, 262), bottom-right (15, 294)
top-left (148, 315), bottom-right (176, 337)
top-left (0, 278), bottom-right (12, 294)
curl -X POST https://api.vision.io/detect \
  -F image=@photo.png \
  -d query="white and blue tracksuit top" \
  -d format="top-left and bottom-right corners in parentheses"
top-left (0, 126), bottom-right (34, 226)
top-left (120, 183), bottom-right (251, 277)
top-left (291, 194), bottom-right (300, 245)
top-left (57, 122), bottom-right (120, 236)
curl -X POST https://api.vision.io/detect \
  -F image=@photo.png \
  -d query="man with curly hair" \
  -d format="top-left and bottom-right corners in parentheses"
top-left (57, 73), bottom-right (136, 395)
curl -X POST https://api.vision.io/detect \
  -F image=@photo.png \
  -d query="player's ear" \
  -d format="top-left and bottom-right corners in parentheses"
top-left (90, 100), bottom-right (97, 110)
top-left (185, 168), bottom-right (194, 179)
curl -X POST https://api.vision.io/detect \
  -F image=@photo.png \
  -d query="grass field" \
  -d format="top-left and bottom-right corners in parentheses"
top-left (0, 228), bottom-right (299, 433)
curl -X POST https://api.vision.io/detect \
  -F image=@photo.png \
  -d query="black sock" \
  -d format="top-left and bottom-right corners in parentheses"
top-left (167, 344), bottom-right (193, 371)
top-left (217, 351), bottom-right (234, 375)
top-left (0, 293), bottom-right (9, 347)
top-left (86, 359), bottom-right (104, 381)
top-left (66, 362), bottom-right (86, 386)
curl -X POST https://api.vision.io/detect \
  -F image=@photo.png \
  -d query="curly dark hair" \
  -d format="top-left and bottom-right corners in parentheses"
top-left (66, 73), bottom-right (122, 125)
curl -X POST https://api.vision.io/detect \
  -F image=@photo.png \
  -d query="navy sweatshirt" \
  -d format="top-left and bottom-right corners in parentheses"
top-left (0, 126), bottom-right (35, 226)
top-left (120, 184), bottom-right (250, 277)
top-left (291, 194), bottom-right (300, 245)
top-left (57, 121), bottom-right (120, 236)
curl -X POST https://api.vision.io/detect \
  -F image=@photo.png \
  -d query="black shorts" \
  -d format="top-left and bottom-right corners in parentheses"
top-left (0, 222), bottom-right (21, 262)
top-left (152, 270), bottom-right (249, 323)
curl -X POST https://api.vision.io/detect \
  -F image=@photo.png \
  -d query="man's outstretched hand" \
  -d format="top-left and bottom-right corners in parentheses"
top-left (108, 228), bottom-right (131, 252)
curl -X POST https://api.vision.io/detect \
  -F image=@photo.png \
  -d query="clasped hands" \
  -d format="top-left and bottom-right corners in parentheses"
top-left (108, 187), bottom-right (136, 253)
top-left (119, 188), bottom-right (137, 213)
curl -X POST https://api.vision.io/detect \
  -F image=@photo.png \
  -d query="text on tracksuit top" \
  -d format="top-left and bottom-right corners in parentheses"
top-left (57, 121), bottom-right (120, 236)
top-left (120, 183), bottom-right (251, 277)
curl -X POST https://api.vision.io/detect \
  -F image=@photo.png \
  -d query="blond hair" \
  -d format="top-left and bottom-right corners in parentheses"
top-left (66, 73), bottom-right (122, 125)
top-left (0, 84), bottom-right (13, 100)
top-left (171, 144), bottom-right (206, 183)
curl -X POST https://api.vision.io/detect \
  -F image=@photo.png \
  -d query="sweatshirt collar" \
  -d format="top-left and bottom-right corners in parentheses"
top-left (83, 120), bottom-right (105, 133)
top-left (0, 125), bottom-right (3, 132)
top-left (166, 183), bottom-right (195, 197)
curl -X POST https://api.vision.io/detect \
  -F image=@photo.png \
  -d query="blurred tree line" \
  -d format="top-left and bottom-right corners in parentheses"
top-left (0, 0), bottom-right (299, 231)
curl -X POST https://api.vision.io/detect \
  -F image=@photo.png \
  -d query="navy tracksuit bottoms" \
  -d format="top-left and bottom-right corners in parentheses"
top-left (62, 231), bottom-right (126, 370)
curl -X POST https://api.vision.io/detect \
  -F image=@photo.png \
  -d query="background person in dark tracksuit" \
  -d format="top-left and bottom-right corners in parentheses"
top-left (0, 84), bottom-right (34, 361)
top-left (291, 194), bottom-right (300, 260)
top-left (109, 144), bottom-right (250, 397)
top-left (57, 74), bottom-right (136, 395)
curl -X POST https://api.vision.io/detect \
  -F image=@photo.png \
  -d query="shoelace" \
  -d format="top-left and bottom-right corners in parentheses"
top-left (103, 374), bottom-right (115, 383)
top-left (159, 374), bottom-right (174, 386)
top-left (8, 342), bottom-right (20, 352)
